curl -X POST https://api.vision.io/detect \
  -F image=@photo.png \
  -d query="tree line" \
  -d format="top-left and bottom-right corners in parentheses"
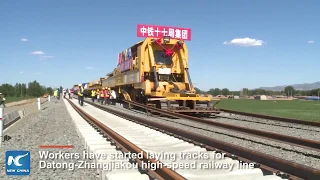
top-left (195, 86), bottom-right (320, 97)
top-left (2, 80), bottom-right (318, 98)
top-left (0, 80), bottom-right (56, 97)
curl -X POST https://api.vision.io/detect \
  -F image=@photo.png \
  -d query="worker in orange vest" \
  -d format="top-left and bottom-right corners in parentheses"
top-left (100, 87), bottom-right (105, 105)
top-left (104, 88), bottom-right (111, 105)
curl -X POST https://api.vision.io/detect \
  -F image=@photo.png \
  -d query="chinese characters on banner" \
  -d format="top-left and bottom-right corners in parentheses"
top-left (137, 24), bottom-right (191, 41)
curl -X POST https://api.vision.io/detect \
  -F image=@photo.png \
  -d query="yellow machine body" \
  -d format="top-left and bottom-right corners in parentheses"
top-left (89, 78), bottom-right (103, 90)
top-left (101, 37), bottom-right (216, 114)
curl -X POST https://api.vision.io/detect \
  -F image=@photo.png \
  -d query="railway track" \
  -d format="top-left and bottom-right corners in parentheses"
top-left (218, 108), bottom-right (320, 127)
top-left (117, 100), bottom-right (320, 152)
top-left (82, 99), bottom-right (320, 154)
top-left (210, 113), bottom-right (320, 133)
top-left (72, 97), bottom-right (320, 179)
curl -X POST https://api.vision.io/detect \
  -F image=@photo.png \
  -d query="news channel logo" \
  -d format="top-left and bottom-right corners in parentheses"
top-left (5, 150), bottom-right (30, 175)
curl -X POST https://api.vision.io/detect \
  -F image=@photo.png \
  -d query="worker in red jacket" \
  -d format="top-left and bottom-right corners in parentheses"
top-left (104, 88), bottom-right (111, 105)
top-left (100, 88), bottom-right (105, 105)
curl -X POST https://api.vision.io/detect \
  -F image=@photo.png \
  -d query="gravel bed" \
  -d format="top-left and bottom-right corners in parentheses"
top-left (85, 99), bottom-right (320, 170)
top-left (216, 112), bottom-right (320, 133)
top-left (0, 99), bottom-right (98, 180)
top-left (204, 113), bottom-right (320, 141)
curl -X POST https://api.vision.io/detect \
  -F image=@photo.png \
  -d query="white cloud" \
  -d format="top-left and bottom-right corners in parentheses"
top-left (30, 51), bottom-right (45, 55)
top-left (223, 37), bottom-right (264, 46)
top-left (308, 40), bottom-right (315, 44)
top-left (20, 71), bottom-right (24, 74)
top-left (21, 38), bottom-right (28, 42)
top-left (86, 66), bottom-right (96, 70)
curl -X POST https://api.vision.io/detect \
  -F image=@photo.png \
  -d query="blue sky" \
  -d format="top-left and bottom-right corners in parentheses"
top-left (0, 0), bottom-right (319, 91)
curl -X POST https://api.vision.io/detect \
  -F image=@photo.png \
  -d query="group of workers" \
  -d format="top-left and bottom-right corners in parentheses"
top-left (63, 89), bottom-right (72, 99)
top-left (90, 87), bottom-right (115, 105)
top-left (53, 88), bottom-right (73, 103)
top-left (76, 83), bottom-right (116, 107)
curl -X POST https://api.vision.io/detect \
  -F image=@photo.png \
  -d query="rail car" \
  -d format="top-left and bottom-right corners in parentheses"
top-left (72, 84), bottom-right (79, 95)
top-left (73, 83), bottom-right (91, 97)
top-left (101, 36), bottom-right (220, 116)
top-left (73, 78), bottom-right (105, 98)
top-left (84, 78), bottom-right (105, 97)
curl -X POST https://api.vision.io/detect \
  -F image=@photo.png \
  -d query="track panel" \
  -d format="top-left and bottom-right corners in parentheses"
top-left (64, 99), bottom-right (149, 180)
top-left (66, 99), bottom-right (283, 180)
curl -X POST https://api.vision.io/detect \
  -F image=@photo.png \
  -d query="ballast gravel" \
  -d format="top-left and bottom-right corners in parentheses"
top-left (86, 98), bottom-right (320, 170)
top-left (0, 99), bottom-right (98, 180)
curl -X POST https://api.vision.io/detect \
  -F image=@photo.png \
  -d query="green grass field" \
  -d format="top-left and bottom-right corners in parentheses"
top-left (4, 96), bottom-right (35, 104)
top-left (213, 99), bottom-right (320, 122)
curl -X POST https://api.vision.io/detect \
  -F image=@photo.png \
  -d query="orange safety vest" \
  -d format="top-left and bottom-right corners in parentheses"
top-left (105, 90), bottom-right (110, 98)
top-left (100, 90), bottom-right (105, 97)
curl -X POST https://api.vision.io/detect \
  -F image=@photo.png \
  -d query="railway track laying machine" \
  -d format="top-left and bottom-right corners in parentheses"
top-left (100, 31), bottom-right (220, 115)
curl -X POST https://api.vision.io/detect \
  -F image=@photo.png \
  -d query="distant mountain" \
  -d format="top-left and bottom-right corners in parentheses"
top-left (258, 81), bottom-right (320, 91)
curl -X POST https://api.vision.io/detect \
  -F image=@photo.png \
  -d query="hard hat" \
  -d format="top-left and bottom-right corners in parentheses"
top-left (102, 87), bottom-right (105, 90)
top-left (78, 84), bottom-right (81, 86)
top-left (108, 88), bottom-right (110, 90)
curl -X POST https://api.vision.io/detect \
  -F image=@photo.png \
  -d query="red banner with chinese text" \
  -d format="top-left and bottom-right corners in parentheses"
top-left (137, 24), bottom-right (191, 41)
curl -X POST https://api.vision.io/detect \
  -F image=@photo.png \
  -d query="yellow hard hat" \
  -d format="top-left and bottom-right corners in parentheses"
top-left (102, 87), bottom-right (105, 90)
top-left (108, 88), bottom-right (111, 90)
top-left (78, 84), bottom-right (81, 86)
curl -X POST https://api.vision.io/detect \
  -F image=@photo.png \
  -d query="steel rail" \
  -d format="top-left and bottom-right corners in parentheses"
top-left (66, 99), bottom-right (186, 180)
top-left (84, 100), bottom-right (320, 180)
top-left (219, 108), bottom-right (320, 127)
top-left (122, 100), bottom-right (320, 151)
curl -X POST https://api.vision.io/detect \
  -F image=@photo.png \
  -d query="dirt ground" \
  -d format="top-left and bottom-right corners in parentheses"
top-left (3, 98), bottom-right (48, 115)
